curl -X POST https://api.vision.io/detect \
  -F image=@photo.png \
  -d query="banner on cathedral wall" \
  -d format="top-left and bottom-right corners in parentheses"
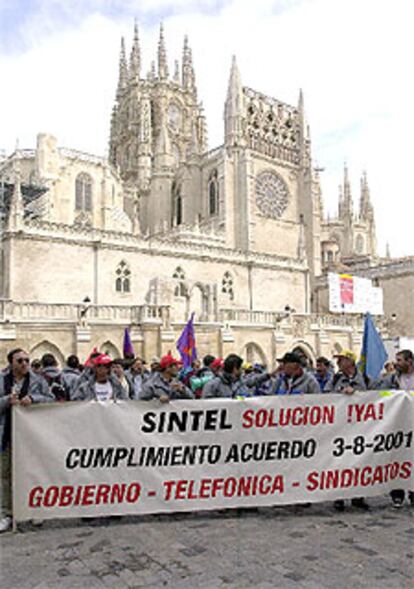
top-left (328, 272), bottom-right (383, 315)
top-left (13, 392), bottom-right (414, 521)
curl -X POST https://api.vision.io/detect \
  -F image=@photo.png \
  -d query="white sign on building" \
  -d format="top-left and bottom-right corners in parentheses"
top-left (328, 273), bottom-right (383, 315)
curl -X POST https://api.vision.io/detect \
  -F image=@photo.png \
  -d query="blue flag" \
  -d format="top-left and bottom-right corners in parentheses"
top-left (176, 313), bottom-right (197, 369)
top-left (359, 313), bottom-right (387, 381)
top-left (123, 328), bottom-right (135, 358)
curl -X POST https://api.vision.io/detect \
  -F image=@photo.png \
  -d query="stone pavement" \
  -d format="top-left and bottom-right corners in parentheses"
top-left (0, 497), bottom-right (413, 589)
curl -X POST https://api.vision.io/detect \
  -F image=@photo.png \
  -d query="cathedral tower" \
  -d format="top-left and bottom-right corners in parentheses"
top-left (109, 23), bottom-right (207, 234)
top-left (222, 57), bottom-right (317, 270)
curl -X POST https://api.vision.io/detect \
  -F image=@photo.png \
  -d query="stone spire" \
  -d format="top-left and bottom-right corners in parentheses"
top-left (157, 23), bottom-right (169, 80)
top-left (385, 242), bottom-right (391, 258)
top-left (341, 163), bottom-right (353, 219)
top-left (359, 171), bottom-right (373, 220)
top-left (147, 60), bottom-right (156, 80)
top-left (129, 21), bottom-right (141, 82)
top-left (337, 184), bottom-right (344, 218)
top-left (182, 35), bottom-right (195, 92)
top-left (224, 55), bottom-right (244, 147)
top-left (173, 59), bottom-right (180, 83)
top-left (298, 88), bottom-right (304, 130)
top-left (7, 156), bottom-right (24, 231)
top-left (116, 37), bottom-right (128, 99)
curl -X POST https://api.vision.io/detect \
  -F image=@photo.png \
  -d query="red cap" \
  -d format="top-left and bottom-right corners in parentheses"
top-left (92, 353), bottom-right (113, 366)
top-left (160, 354), bottom-right (182, 370)
top-left (211, 357), bottom-right (224, 369)
top-left (84, 346), bottom-right (99, 367)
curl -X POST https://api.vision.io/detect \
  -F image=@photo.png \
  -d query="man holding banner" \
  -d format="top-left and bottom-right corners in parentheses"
top-left (0, 348), bottom-right (55, 533)
top-left (375, 349), bottom-right (414, 508)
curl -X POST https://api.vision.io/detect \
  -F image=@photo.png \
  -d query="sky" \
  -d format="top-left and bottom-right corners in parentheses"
top-left (0, 0), bottom-right (413, 257)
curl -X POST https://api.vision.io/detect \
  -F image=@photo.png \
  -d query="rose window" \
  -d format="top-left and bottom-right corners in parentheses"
top-left (255, 171), bottom-right (289, 219)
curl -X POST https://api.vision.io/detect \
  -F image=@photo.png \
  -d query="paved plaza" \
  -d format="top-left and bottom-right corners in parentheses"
top-left (0, 496), bottom-right (413, 589)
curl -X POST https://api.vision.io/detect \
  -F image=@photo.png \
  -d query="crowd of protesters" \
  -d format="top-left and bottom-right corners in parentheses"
top-left (0, 345), bottom-right (413, 532)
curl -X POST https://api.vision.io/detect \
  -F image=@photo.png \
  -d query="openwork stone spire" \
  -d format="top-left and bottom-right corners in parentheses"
top-left (224, 55), bottom-right (244, 146)
top-left (342, 163), bottom-right (353, 218)
top-left (173, 59), bottom-right (180, 83)
top-left (116, 37), bottom-right (128, 98)
top-left (359, 170), bottom-right (373, 220)
top-left (158, 23), bottom-right (169, 80)
top-left (182, 35), bottom-right (195, 91)
top-left (129, 21), bottom-right (141, 82)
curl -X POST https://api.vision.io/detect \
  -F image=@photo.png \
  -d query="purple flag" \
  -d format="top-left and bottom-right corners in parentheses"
top-left (176, 313), bottom-right (197, 369)
top-left (123, 328), bottom-right (135, 358)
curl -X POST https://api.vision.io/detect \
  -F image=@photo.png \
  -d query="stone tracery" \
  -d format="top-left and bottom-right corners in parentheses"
top-left (255, 171), bottom-right (290, 219)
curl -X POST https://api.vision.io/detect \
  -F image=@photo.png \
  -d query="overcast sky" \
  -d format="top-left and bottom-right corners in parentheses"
top-left (1, 0), bottom-right (413, 257)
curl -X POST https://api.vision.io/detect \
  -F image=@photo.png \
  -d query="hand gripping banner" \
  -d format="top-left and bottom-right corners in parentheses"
top-left (12, 391), bottom-right (414, 521)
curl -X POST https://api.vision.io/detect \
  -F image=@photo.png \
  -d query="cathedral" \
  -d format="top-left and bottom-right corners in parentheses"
top-left (0, 24), bottom-right (379, 365)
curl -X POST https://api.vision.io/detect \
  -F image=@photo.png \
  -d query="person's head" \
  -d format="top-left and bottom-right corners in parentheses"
top-left (66, 355), bottom-right (80, 370)
top-left (41, 353), bottom-right (58, 369)
top-left (7, 348), bottom-right (30, 378)
top-left (150, 356), bottom-right (161, 372)
top-left (384, 361), bottom-right (395, 374)
top-left (203, 355), bottom-right (215, 368)
top-left (395, 350), bottom-right (414, 374)
top-left (242, 362), bottom-right (253, 375)
top-left (111, 358), bottom-right (125, 378)
top-left (192, 359), bottom-right (202, 371)
top-left (31, 359), bottom-right (42, 373)
top-left (92, 354), bottom-right (113, 382)
top-left (211, 357), bottom-right (224, 375)
top-left (131, 357), bottom-right (145, 374)
top-left (294, 350), bottom-right (309, 369)
top-left (159, 354), bottom-right (182, 379)
top-left (278, 353), bottom-right (303, 377)
top-left (275, 359), bottom-right (285, 374)
top-left (85, 350), bottom-right (100, 368)
top-left (316, 356), bottom-right (330, 377)
top-left (224, 354), bottom-right (243, 379)
top-left (334, 349), bottom-right (357, 374)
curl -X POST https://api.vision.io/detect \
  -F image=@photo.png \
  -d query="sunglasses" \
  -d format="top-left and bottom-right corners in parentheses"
top-left (17, 358), bottom-right (30, 364)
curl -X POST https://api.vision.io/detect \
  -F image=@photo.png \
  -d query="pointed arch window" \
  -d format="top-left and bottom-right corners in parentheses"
top-left (115, 260), bottom-right (131, 293)
top-left (173, 267), bottom-right (186, 297)
top-left (75, 173), bottom-right (93, 211)
top-left (222, 271), bottom-right (234, 301)
top-left (172, 182), bottom-right (183, 226)
top-left (176, 194), bottom-right (183, 225)
top-left (208, 169), bottom-right (219, 216)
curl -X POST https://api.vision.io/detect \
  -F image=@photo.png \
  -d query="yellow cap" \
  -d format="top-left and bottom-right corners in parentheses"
top-left (334, 349), bottom-right (357, 363)
top-left (242, 362), bottom-right (253, 370)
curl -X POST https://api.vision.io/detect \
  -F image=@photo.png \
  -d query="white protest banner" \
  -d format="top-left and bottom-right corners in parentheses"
top-left (13, 391), bottom-right (414, 522)
top-left (328, 272), bottom-right (384, 315)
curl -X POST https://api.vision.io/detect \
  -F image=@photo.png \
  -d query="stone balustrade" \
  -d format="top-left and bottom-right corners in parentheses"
top-left (219, 308), bottom-right (363, 330)
top-left (0, 299), bottom-right (171, 328)
top-left (0, 299), bottom-right (364, 333)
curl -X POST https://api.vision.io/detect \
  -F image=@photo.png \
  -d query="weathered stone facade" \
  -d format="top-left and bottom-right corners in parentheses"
top-left (0, 23), bottom-right (382, 365)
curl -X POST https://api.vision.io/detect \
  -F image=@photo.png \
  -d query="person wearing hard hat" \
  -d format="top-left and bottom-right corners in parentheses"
top-left (326, 349), bottom-right (369, 512)
top-left (72, 354), bottom-right (128, 401)
top-left (141, 354), bottom-right (193, 402)
top-left (325, 349), bottom-right (368, 394)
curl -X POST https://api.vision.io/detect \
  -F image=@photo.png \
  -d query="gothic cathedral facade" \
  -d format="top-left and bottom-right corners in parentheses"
top-left (0, 24), bottom-right (377, 365)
